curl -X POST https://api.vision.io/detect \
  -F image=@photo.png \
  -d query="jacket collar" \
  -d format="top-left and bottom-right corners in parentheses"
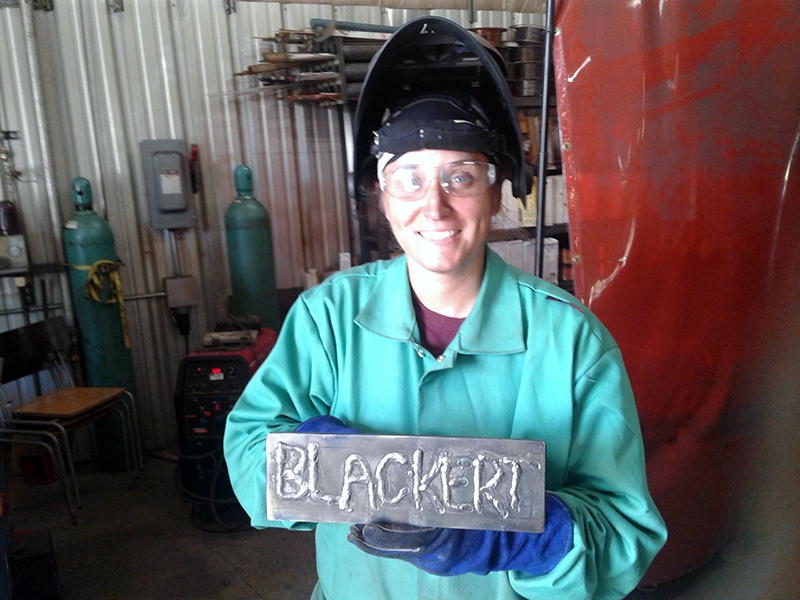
top-left (355, 250), bottom-right (526, 355)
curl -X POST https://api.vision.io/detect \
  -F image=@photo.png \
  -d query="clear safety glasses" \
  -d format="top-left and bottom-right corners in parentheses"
top-left (379, 160), bottom-right (497, 202)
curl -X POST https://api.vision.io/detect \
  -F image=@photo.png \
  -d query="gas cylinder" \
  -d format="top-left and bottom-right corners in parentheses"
top-left (63, 177), bottom-right (137, 471)
top-left (225, 165), bottom-right (279, 330)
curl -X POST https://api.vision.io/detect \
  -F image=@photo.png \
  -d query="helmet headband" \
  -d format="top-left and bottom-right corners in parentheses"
top-left (373, 95), bottom-right (503, 158)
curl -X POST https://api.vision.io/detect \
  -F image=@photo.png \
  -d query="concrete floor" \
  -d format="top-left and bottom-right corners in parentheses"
top-left (5, 452), bottom-right (799, 600)
top-left (7, 455), bottom-right (317, 600)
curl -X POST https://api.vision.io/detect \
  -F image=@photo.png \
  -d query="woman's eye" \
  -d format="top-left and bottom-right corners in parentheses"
top-left (394, 168), bottom-right (424, 189)
top-left (449, 172), bottom-right (474, 187)
top-left (400, 173), bottom-right (422, 191)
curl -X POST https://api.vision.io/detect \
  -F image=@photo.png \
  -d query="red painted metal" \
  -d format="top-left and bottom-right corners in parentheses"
top-left (554, 1), bottom-right (800, 585)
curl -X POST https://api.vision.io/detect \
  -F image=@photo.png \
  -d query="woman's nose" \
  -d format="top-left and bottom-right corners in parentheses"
top-left (420, 181), bottom-right (450, 220)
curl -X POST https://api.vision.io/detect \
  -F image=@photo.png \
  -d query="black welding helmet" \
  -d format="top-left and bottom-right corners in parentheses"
top-left (352, 16), bottom-right (531, 203)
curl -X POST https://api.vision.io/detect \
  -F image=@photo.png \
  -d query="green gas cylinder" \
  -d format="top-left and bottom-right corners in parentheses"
top-left (63, 177), bottom-right (137, 471)
top-left (225, 165), bottom-right (279, 330)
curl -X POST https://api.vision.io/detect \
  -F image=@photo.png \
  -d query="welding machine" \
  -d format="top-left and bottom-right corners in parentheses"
top-left (173, 326), bottom-right (277, 531)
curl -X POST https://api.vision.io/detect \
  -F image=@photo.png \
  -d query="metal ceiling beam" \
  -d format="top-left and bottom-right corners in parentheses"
top-left (234, 0), bottom-right (546, 13)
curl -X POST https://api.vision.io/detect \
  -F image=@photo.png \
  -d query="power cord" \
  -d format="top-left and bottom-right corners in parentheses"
top-left (173, 447), bottom-right (250, 533)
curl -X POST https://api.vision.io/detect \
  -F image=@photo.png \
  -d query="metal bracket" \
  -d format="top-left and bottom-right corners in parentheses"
top-left (1, 131), bottom-right (19, 141)
top-left (0, 0), bottom-right (22, 9)
top-left (107, 0), bottom-right (123, 12)
top-left (28, 0), bottom-right (53, 10)
top-left (223, 0), bottom-right (235, 15)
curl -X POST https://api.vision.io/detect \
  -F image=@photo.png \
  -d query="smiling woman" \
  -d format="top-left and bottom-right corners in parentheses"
top-left (224, 16), bottom-right (666, 600)
top-left (379, 148), bottom-right (501, 317)
top-left (366, 93), bottom-right (512, 315)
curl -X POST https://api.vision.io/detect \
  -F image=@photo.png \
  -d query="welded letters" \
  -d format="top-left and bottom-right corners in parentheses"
top-left (266, 433), bottom-right (547, 532)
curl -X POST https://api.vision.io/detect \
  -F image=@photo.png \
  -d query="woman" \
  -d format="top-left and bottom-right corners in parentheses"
top-left (224, 17), bottom-right (666, 600)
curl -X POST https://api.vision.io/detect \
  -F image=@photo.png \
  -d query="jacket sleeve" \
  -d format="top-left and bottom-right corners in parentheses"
top-left (510, 344), bottom-right (667, 599)
top-left (223, 296), bottom-right (336, 529)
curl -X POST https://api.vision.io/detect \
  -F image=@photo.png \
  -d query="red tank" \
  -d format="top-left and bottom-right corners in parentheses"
top-left (554, 0), bottom-right (800, 585)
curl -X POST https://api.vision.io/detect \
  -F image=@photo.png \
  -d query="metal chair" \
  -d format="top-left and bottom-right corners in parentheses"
top-left (0, 356), bottom-right (79, 521)
top-left (0, 316), bottom-right (141, 523)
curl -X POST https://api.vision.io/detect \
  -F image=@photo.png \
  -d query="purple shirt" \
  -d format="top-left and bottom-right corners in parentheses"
top-left (412, 292), bottom-right (465, 357)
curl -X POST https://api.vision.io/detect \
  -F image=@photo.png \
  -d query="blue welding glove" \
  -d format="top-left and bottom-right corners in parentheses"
top-left (294, 415), bottom-right (360, 435)
top-left (347, 493), bottom-right (573, 577)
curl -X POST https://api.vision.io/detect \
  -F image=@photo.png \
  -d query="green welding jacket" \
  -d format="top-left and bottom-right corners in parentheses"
top-left (223, 250), bottom-right (667, 600)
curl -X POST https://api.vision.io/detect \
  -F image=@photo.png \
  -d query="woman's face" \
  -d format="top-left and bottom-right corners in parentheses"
top-left (380, 149), bottom-right (501, 284)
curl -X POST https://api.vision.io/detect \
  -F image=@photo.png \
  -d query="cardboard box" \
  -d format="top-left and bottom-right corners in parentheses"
top-left (520, 175), bottom-right (568, 227)
top-left (492, 180), bottom-right (521, 230)
top-left (489, 240), bottom-right (525, 273)
top-left (522, 237), bottom-right (559, 284)
top-left (545, 175), bottom-right (568, 226)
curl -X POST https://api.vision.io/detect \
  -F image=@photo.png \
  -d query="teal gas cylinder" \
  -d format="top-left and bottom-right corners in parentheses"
top-left (225, 165), bottom-right (279, 330)
top-left (63, 177), bottom-right (137, 471)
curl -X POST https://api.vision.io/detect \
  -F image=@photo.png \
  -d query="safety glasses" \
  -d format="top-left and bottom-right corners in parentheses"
top-left (379, 161), bottom-right (497, 202)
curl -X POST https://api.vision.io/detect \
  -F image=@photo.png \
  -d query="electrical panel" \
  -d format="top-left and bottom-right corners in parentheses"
top-left (140, 139), bottom-right (195, 229)
top-left (164, 275), bottom-right (199, 309)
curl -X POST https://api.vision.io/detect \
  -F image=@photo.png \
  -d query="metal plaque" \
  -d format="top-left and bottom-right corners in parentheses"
top-left (266, 433), bottom-right (546, 533)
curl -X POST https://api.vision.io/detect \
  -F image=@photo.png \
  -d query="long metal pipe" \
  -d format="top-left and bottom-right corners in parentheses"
top-left (309, 19), bottom-right (397, 33)
top-left (124, 292), bottom-right (167, 301)
top-left (274, 0), bottom-right (546, 12)
top-left (0, 304), bottom-right (65, 318)
top-left (534, 0), bottom-right (556, 278)
top-left (21, 2), bottom-right (75, 324)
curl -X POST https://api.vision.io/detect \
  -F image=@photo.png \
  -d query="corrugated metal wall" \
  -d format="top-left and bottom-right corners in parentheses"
top-left (0, 0), bottom-right (543, 451)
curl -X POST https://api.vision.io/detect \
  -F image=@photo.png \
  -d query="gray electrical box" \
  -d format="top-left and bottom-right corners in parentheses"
top-left (164, 275), bottom-right (199, 309)
top-left (141, 139), bottom-right (195, 229)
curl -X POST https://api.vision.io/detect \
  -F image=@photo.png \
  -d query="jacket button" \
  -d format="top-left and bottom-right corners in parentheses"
top-left (417, 349), bottom-right (425, 357)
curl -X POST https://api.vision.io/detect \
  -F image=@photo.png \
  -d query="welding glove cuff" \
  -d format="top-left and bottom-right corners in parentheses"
top-left (348, 493), bottom-right (573, 577)
top-left (294, 415), bottom-right (360, 435)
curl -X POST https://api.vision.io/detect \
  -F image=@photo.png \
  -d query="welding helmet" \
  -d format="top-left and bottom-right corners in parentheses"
top-left (351, 16), bottom-right (531, 202)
